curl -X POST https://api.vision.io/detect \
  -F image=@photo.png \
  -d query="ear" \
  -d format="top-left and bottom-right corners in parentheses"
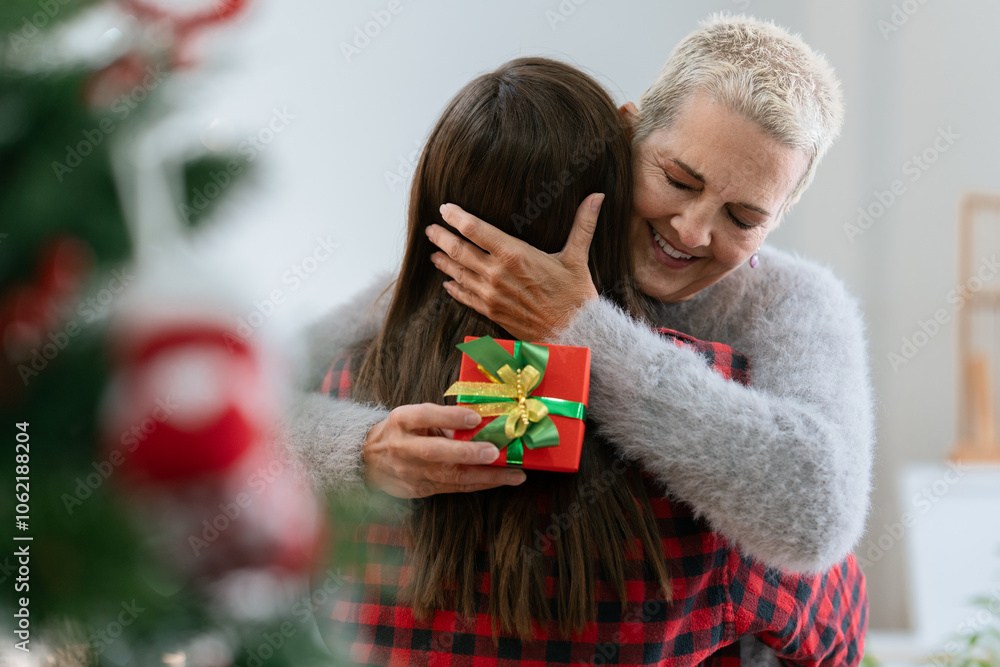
top-left (618, 101), bottom-right (639, 141)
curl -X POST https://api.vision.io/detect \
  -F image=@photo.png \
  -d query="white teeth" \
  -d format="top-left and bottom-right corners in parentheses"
top-left (652, 228), bottom-right (694, 260)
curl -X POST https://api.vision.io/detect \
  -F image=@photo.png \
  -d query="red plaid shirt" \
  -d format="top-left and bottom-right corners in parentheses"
top-left (318, 329), bottom-right (867, 666)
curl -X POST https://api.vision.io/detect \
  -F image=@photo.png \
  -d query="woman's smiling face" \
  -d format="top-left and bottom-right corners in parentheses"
top-left (629, 92), bottom-right (811, 303)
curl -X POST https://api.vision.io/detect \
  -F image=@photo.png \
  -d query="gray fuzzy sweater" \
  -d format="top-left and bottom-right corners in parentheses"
top-left (285, 245), bottom-right (874, 662)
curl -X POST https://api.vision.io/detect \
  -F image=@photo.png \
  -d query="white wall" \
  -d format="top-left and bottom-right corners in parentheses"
top-left (149, 0), bottom-right (1000, 632)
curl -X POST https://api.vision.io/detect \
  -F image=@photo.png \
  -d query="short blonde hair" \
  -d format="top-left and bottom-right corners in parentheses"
top-left (636, 13), bottom-right (844, 206)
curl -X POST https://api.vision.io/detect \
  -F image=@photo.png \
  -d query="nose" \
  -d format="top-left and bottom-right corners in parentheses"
top-left (669, 200), bottom-right (712, 249)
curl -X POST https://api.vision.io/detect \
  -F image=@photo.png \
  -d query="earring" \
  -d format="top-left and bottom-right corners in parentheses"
top-left (749, 248), bottom-right (760, 269)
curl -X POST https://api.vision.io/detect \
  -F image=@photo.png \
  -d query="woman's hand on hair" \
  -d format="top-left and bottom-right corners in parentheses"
top-left (427, 194), bottom-right (604, 342)
top-left (363, 403), bottom-right (527, 498)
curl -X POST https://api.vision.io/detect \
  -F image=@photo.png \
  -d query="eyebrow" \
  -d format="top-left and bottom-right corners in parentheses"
top-left (670, 158), bottom-right (772, 218)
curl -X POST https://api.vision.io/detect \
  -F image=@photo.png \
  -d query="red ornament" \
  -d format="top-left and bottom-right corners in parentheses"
top-left (105, 326), bottom-right (260, 481)
top-left (101, 315), bottom-right (325, 581)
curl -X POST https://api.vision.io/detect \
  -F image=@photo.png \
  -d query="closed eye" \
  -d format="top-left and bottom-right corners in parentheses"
top-left (666, 172), bottom-right (755, 231)
top-left (726, 209), bottom-right (753, 231)
top-left (664, 173), bottom-right (695, 191)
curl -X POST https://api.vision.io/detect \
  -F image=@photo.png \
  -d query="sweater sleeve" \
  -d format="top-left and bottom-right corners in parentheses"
top-left (280, 393), bottom-right (389, 496)
top-left (552, 267), bottom-right (874, 572)
top-left (280, 273), bottom-right (395, 495)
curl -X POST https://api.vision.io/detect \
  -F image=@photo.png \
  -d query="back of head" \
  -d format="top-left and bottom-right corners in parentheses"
top-left (415, 57), bottom-right (633, 256)
top-left (357, 56), bottom-right (643, 408)
top-left (352, 57), bottom-right (669, 641)
top-left (636, 13), bottom-right (844, 204)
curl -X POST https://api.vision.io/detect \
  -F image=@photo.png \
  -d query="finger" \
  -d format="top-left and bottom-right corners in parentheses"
top-left (411, 436), bottom-right (500, 465)
top-left (443, 280), bottom-right (494, 318)
top-left (439, 203), bottom-right (530, 264)
top-left (426, 223), bottom-right (495, 277)
top-left (431, 251), bottom-right (487, 293)
top-left (392, 403), bottom-right (482, 432)
top-left (425, 464), bottom-right (526, 488)
top-left (561, 193), bottom-right (604, 265)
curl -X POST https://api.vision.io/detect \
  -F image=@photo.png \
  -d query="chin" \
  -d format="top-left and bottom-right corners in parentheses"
top-left (635, 270), bottom-right (678, 303)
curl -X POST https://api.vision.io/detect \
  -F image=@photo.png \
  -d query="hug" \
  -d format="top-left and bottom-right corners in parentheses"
top-left (289, 13), bottom-right (874, 666)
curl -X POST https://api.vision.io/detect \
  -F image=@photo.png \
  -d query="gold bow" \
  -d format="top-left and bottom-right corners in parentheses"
top-left (445, 363), bottom-right (549, 440)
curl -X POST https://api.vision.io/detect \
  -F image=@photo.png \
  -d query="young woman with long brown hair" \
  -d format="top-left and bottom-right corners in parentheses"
top-left (323, 57), bottom-right (865, 665)
top-left (350, 56), bottom-right (669, 637)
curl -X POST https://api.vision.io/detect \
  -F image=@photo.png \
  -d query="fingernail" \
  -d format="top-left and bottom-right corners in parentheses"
top-left (425, 225), bottom-right (433, 237)
top-left (508, 471), bottom-right (527, 484)
top-left (439, 204), bottom-right (448, 217)
top-left (480, 446), bottom-right (498, 463)
top-left (590, 193), bottom-right (605, 212)
top-left (431, 252), bottom-right (439, 264)
top-left (465, 412), bottom-right (482, 427)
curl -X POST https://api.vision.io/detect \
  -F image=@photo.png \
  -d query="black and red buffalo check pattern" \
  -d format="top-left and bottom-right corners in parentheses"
top-left (317, 329), bottom-right (866, 666)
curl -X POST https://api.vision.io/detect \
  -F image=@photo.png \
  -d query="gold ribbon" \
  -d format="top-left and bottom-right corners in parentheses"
top-left (445, 363), bottom-right (549, 440)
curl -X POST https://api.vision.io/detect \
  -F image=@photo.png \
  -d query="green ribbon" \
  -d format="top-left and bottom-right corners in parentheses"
top-left (446, 337), bottom-right (587, 467)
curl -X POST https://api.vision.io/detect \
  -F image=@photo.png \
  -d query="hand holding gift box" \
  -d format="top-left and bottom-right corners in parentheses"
top-left (444, 336), bottom-right (590, 472)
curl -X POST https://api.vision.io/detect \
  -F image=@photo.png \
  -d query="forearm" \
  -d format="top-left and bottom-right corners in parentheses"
top-left (283, 272), bottom-right (395, 494)
top-left (553, 297), bottom-right (873, 572)
top-left (281, 392), bottom-right (389, 495)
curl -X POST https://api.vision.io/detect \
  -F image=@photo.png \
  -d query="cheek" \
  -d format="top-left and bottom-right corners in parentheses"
top-left (629, 217), bottom-right (650, 258)
top-left (633, 175), bottom-right (675, 220)
top-left (711, 231), bottom-right (759, 268)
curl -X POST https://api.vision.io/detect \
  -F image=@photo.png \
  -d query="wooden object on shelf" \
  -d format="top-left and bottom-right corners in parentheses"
top-left (952, 355), bottom-right (1000, 463)
top-left (950, 192), bottom-right (1000, 464)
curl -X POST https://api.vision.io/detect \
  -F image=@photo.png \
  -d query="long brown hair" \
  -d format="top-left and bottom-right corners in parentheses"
top-left (352, 57), bottom-right (671, 640)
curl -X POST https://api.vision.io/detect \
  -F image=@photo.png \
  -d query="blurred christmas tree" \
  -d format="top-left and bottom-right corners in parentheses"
top-left (0, 2), bottom-right (348, 665)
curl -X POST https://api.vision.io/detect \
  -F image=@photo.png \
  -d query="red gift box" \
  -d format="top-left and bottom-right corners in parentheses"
top-left (450, 336), bottom-right (590, 473)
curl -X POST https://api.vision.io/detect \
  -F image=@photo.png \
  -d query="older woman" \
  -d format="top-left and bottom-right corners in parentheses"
top-left (291, 13), bottom-right (873, 583)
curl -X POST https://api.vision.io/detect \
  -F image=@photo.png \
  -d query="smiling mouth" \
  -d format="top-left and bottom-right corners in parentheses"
top-left (647, 222), bottom-right (699, 266)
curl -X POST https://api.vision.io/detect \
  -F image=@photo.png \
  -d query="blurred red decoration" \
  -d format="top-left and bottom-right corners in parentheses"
top-left (121, 0), bottom-right (250, 68)
top-left (85, 0), bottom-right (250, 106)
top-left (100, 315), bottom-right (325, 581)
top-left (0, 235), bottom-right (93, 367)
top-left (107, 326), bottom-right (259, 481)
